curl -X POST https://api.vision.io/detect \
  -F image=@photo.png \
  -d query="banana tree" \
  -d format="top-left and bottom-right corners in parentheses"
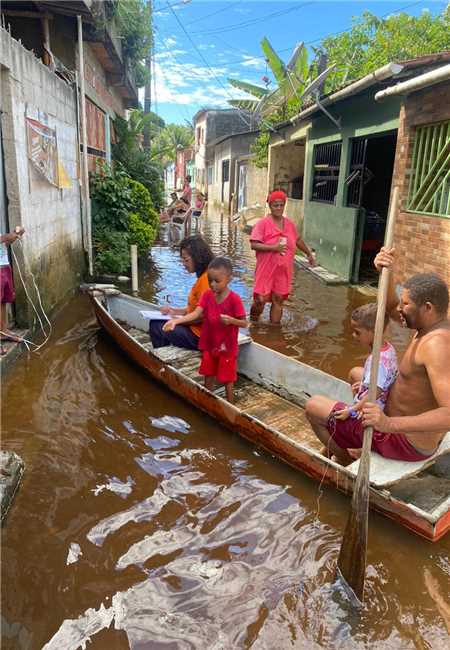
top-left (228, 38), bottom-right (311, 118)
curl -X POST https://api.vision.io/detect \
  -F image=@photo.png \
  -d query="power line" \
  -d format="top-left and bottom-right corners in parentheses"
top-left (180, 0), bottom-right (433, 69)
top-left (189, 2), bottom-right (314, 36)
top-left (164, 0), bottom-right (253, 129)
top-left (184, 1), bottom-right (241, 26)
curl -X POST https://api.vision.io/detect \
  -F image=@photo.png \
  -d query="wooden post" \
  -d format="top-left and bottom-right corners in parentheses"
top-left (131, 245), bottom-right (138, 295)
top-left (77, 15), bottom-right (93, 277)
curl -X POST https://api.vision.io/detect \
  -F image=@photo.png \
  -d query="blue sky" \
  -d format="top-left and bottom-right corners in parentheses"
top-left (148, 0), bottom-right (447, 124)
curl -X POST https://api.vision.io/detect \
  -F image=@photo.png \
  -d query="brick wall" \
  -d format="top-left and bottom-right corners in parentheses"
top-left (391, 81), bottom-right (450, 288)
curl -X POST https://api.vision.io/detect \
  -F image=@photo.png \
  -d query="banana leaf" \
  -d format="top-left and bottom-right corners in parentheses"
top-left (228, 99), bottom-right (260, 112)
top-left (260, 37), bottom-right (288, 89)
top-left (228, 78), bottom-right (269, 99)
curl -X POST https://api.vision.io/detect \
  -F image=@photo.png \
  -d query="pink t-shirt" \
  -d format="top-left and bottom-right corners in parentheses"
top-left (250, 215), bottom-right (298, 297)
top-left (198, 289), bottom-right (246, 358)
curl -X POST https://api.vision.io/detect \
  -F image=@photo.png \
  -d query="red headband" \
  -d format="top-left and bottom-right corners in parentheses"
top-left (267, 190), bottom-right (287, 205)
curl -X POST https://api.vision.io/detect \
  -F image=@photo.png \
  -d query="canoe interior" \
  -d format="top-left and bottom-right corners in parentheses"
top-left (103, 293), bottom-right (450, 532)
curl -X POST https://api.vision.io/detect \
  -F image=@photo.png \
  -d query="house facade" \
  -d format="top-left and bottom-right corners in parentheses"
top-left (208, 130), bottom-right (260, 212)
top-left (268, 120), bottom-right (311, 228)
top-left (376, 68), bottom-right (450, 288)
top-left (193, 108), bottom-right (256, 196)
top-left (175, 146), bottom-right (194, 190)
top-left (0, 1), bottom-right (138, 327)
top-left (288, 54), bottom-right (450, 284)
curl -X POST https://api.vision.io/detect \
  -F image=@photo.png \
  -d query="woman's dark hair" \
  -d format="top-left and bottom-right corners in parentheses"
top-left (180, 235), bottom-right (214, 277)
top-left (208, 256), bottom-right (233, 275)
top-left (180, 196), bottom-right (189, 206)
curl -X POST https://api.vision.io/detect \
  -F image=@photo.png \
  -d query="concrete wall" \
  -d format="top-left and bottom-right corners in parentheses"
top-left (303, 90), bottom-right (401, 280)
top-left (209, 132), bottom-right (258, 210)
top-left (194, 113), bottom-right (207, 193)
top-left (390, 81), bottom-right (450, 290)
top-left (0, 27), bottom-right (84, 326)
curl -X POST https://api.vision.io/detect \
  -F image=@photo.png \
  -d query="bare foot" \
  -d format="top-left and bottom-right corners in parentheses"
top-left (348, 448), bottom-right (362, 460)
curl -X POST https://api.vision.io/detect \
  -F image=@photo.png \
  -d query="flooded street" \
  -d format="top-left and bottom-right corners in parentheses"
top-left (2, 211), bottom-right (449, 649)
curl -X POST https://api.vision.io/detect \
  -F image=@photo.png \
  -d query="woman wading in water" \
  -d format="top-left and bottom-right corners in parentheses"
top-left (250, 190), bottom-right (315, 324)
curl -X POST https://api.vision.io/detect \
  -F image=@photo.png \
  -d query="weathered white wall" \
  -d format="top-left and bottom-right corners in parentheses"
top-left (0, 27), bottom-right (84, 324)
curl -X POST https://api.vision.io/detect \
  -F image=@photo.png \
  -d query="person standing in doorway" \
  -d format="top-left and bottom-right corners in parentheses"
top-left (1, 226), bottom-right (25, 354)
top-left (250, 190), bottom-right (315, 324)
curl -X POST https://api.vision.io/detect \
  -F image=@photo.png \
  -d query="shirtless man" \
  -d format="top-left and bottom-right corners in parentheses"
top-left (305, 247), bottom-right (450, 465)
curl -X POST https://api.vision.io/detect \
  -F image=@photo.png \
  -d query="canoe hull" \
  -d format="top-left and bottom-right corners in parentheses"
top-left (91, 294), bottom-right (448, 542)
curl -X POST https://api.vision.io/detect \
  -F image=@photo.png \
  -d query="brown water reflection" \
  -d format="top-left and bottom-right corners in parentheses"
top-left (1, 211), bottom-right (449, 649)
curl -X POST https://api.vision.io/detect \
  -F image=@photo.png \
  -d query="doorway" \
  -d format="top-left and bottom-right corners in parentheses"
top-left (346, 131), bottom-right (397, 283)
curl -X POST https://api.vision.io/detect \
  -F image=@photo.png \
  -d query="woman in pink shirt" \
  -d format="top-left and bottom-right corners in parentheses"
top-left (250, 190), bottom-right (315, 324)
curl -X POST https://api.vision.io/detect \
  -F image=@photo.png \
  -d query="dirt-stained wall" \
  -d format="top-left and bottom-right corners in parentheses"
top-left (0, 27), bottom-right (84, 327)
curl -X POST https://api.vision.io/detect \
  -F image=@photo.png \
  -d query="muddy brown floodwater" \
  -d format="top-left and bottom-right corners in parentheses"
top-left (2, 211), bottom-right (449, 649)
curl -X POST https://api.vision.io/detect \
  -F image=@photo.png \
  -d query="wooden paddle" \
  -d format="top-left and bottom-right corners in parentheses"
top-left (336, 186), bottom-right (399, 604)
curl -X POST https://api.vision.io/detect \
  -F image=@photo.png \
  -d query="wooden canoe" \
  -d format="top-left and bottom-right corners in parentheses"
top-left (88, 290), bottom-right (450, 542)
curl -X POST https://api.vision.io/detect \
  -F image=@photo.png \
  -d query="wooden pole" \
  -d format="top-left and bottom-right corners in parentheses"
top-left (77, 15), bottom-right (93, 277)
top-left (131, 245), bottom-right (138, 295)
top-left (143, 0), bottom-right (152, 149)
top-left (336, 186), bottom-right (399, 604)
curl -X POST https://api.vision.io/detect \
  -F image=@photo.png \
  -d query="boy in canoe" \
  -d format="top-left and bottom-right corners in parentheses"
top-left (306, 250), bottom-right (450, 465)
top-left (163, 257), bottom-right (248, 402)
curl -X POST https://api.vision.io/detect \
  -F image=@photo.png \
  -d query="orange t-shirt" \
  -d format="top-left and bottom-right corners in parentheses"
top-left (187, 271), bottom-right (210, 337)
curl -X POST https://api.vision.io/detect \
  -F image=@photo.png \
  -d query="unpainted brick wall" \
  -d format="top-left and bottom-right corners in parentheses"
top-left (391, 81), bottom-right (450, 290)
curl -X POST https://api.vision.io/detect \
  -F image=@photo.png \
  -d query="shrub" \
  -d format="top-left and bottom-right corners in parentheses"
top-left (93, 228), bottom-right (130, 274)
top-left (90, 163), bottom-right (131, 231)
top-left (128, 212), bottom-right (155, 256)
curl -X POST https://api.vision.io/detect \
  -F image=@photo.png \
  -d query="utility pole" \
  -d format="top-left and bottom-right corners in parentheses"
top-left (143, 0), bottom-right (152, 149)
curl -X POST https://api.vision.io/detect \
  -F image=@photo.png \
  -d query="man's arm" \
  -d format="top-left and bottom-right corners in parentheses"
top-left (363, 335), bottom-right (450, 434)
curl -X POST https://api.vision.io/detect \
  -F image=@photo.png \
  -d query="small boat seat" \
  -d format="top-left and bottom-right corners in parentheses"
top-left (152, 333), bottom-right (252, 364)
top-left (347, 431), bottom-right (450, 488)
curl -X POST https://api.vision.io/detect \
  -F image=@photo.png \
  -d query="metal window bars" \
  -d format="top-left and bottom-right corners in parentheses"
top-left (407, 120), bottom-right (450, 217)
top-left (311, 141), bottom-right (342, 204)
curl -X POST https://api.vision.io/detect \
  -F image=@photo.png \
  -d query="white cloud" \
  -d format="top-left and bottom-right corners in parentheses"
top-left (147, 56), bottom-right (253, 113)
top-left (241, 55), bottom-right (262, 68)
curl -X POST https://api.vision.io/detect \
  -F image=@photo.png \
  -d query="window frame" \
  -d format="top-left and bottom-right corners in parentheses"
top-left (406, 119), bottom-right (450, 219)
top-left (310, 140), bottom-right (342, 204)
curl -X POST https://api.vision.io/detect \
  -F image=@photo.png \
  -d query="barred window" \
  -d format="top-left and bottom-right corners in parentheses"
top-left (407, 120), bottom-right (450, 218)
top-left (311, 141), bottom-right (342, 203)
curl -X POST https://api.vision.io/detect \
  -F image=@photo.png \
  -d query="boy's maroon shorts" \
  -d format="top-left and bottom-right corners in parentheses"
top-left (199, 351), bottom-right (237, 383)
top-left (327, 401), bottom-right (433, 461)
top-left (0, 265), bottom-right (15, 304)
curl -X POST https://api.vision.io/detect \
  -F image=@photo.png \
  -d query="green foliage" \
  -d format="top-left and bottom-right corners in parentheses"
top-left (126, 177), bottom-right (159, 229)
top-left (128, 212), bottom-right (155, 256)
top-left (318, 9), bottom-right (450, 92)
top-left (93, 228), bottom-right (131, 275)
top-left (90, 163), bottom-right (131, 231)
top-left (150, 123), bottom-right (194, 167)
top-left (112, 110), bottom-right (165, 209)
top-left (90, 163), bottom-right (158, 274)
top-left (242, 7), bottom-right (449, 167)
top-left (228, 39), bottom-right (310, 118)
top-left (250, 129), bottom-right (271, 169)
top-left (115, 0), bottom-right (152, 87)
